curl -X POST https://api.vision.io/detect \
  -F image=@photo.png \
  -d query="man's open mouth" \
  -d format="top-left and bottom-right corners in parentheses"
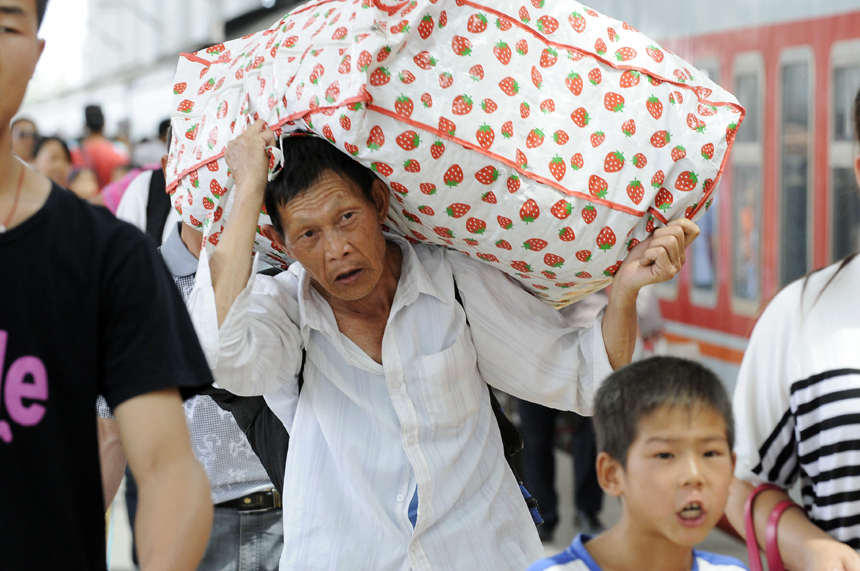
top-left (335, 268), bottom-right (362, 282)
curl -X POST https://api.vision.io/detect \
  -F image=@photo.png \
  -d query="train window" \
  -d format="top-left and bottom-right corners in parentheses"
top-left (779, 54), bottom-right (812, 287)
top-left (830, 42), bottom-right (860, 263)
top-left (731, 53), bottom-right (764, 313)
top-left (734, 75), bottom-right (760, 143)
top-left (834, 66), bottom-right (860, 142)
top-left (732, 166), bottom-right (762, 301)
top-left (691, 59), bottom-right (720, 307)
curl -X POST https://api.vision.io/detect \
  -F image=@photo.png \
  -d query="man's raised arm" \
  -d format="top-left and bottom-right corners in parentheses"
top-left (209, 120), bottom-right (276, 327)
top-left (115, 388), bottom-right (212, 571)
top-left (601, 218), bottom-right (699, 369)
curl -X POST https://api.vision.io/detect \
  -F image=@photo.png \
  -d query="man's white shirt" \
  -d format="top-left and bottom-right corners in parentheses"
top-left (188, 235), bottom-right (613, 571)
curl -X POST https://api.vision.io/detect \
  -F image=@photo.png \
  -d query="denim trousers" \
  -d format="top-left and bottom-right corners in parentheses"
top-left (196, 506), bottom-right (284, 571)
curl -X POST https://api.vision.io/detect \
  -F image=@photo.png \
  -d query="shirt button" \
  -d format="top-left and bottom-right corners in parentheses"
top-left (409, 436), bottom-right (417, 445)
top-left (397, 494), bottom-right (405, 502)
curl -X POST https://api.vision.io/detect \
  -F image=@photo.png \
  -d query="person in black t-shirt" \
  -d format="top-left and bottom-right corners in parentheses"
top-left (0, 2), bottom-right (215, 570)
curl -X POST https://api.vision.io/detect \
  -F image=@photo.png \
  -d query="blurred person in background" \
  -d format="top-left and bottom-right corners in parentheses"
top-left (72, 104), bottom-right (129, 189)
top-left (133, 118), bottom-right (171, 167)
top-left (116, 126), bottom-right (178, 245)
top-left (0, 3), bottom-right (215, 569)
top-left (32, 135), bottom-right (71, 187)
top-left (67, 166), bottom-right (99, 201)
top-left (516, 292), bottom-right (609, 543)
top-left (10, 116), bottom-right (37, 162)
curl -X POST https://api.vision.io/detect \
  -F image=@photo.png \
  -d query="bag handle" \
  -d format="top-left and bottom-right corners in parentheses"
top-left (744, 483), bottom-right (797, 571)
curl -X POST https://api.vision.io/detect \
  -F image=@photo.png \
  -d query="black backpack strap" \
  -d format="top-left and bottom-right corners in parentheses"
top-left (145, 168), bottom-right (171, 246)
top-left (451, 279), bottom-right (543, 526)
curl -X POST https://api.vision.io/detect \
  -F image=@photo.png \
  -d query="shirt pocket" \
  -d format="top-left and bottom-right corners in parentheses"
top-left (413, 332), bottom-right (483, 430)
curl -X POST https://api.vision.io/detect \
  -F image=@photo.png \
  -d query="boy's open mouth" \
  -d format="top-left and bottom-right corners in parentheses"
top-left (677, 501), bottom-right (706, 526)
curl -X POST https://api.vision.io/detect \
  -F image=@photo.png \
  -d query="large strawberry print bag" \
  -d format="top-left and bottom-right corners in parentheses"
top-left (166, 0), bottom-right (744, 306)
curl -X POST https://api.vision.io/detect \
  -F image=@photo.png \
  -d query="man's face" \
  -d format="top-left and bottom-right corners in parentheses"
top-left (0, 1), bottom-right (44, 137)
top-left (615, 405), bottom-right (734, 548)
top-left (277, 170), bottom-right (390, 302)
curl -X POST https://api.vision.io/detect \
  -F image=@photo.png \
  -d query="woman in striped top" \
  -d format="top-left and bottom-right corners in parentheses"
top-left (724, 89), bottom-right (860, 571)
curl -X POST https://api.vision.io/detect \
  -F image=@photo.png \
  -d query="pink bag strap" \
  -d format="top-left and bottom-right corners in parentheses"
top-left (744, 483), bottom-right (797, 571)
top-left (765, 500), bottom-right (796, 571)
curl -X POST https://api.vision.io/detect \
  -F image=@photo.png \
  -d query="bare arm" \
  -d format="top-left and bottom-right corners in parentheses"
top-left (115, 388), bottom-right (213, 571)
top-left (97, 416), bottom-right (127, 511)
top-left (725, 478), bottom-right (860, 571)
top-left (209, 120), bottom-right (276, 327)
top-left (603, 219), bottom-right (699, 369)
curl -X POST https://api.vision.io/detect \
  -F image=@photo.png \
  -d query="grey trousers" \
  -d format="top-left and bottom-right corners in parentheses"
top-left (196, 506), bottom-right (284, 571)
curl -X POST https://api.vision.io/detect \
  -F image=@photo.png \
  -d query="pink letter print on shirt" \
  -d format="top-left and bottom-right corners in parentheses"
top-left (0, 331), bottom-right (49, 444)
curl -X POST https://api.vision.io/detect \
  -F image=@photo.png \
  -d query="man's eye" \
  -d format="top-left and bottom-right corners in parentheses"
top-left (302, 230), bottom-right (315, 239)
top-left (656, 452), bottom-right (674, 459)
top-left (704, 450), bottom-right (723, 458)
top-left (343, 212), bottom-right (354, 220)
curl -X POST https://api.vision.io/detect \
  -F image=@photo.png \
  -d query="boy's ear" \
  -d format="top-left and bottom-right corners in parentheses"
top-left (596, 451), bottom-right (624, 498)
top-left (260, 224), bottom-right (293, 258)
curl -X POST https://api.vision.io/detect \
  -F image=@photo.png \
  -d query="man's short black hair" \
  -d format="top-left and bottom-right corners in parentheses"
top-left (36, 0), bottom-right (48, 26)
top-left (593, 356), bottom-right (734, 468)
top-left (84, 105), bottom-right (105, 134)
top-left (264, 134), bottom-right (378, 238)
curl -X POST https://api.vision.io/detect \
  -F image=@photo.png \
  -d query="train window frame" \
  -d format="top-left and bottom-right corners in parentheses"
top-left (829, 40), bottom-right (860, 263)
top-left (777, 46), bottom-right (815, 288)
top-left (689, 58), bottom-right (721, 309)
top-left (730, 51), bottom-right (765, 317)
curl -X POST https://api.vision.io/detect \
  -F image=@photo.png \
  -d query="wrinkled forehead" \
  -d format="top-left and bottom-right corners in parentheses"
top-left (280, 170), bottom-right (370, 225)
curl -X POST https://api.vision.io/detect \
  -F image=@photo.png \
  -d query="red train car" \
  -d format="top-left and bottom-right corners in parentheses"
top-left (644, 6), bottom-right (860, 386)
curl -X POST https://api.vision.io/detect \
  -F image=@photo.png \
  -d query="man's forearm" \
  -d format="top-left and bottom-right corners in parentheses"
top-left (601, 285), bottom-right (638, 370)
top-left (134, 457), bottom-right (213, 571)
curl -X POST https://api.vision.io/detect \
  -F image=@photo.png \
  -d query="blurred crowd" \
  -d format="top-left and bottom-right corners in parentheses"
top-left (11, 105), bottom-right (169, 212)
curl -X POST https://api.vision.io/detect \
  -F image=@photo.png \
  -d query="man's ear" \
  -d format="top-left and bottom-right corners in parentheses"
top-left (260, 224), bottom-right (293, 258)
top-left (160, 155), bottom-right (168, 176)
top-left (596, 452), bottom-right (624, 498)
top-left (370, 179), bottom-right (390, 224)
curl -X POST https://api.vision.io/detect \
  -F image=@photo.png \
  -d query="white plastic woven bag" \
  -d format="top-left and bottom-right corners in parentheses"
top-left (166, 0), bottom-right (744, 306)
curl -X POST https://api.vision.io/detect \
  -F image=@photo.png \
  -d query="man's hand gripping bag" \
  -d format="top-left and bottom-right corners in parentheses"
top-left (166, 0), bottom-right (744, 306)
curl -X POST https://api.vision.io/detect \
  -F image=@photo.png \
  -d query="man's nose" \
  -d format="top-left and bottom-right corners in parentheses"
top-left (324, 229), bottom-right (351, 258)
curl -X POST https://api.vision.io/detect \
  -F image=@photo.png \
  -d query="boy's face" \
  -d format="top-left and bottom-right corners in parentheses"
top-left (0, 0), bottom-right (44, 132)
top-left (605, 404), bottom-right (735, 547)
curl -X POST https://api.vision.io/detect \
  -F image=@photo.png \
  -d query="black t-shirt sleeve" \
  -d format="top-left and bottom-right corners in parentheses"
top-left (98, 225), bottom-right (213, 411)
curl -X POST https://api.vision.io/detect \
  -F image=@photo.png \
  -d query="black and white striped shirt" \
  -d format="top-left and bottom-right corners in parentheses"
top-left (734, 256), bottom-right (860, 547)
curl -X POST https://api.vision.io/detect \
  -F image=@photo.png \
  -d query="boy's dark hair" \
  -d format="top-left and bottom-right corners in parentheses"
top-left (84, 105), bottom-right (105, 134)
top-left (594, 356), bottom-right (734, 468)
top-left (33, 135), bottom-right (71, 163)
top-left (36, 0), bottom-right (48, 26)
top-left (264, 134), bottom-right (378, 237)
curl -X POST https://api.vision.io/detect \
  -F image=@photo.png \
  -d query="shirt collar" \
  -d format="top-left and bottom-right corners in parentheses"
top-left (161, 222), bottom-right (199, 278)
top-left (296, 233), bottom-right (447, 335)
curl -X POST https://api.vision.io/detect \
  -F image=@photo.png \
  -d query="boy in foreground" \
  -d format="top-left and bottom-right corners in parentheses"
top-left (528, 357), bottom-right (747, 571)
